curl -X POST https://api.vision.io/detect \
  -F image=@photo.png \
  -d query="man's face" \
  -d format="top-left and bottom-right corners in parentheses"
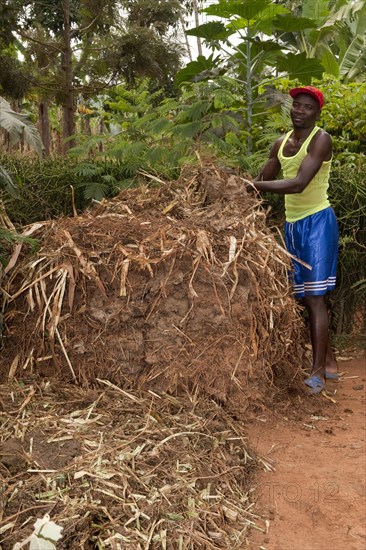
top-left (290, 93), bottom-right (320, 129)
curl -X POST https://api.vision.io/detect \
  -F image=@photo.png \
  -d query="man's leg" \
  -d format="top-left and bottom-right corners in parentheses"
top-left (302, 295), bottom-right (338, 380)
top-left (302, 295), bottom-right (329, 380)
top-left (325, 340), bottom-right (338, 376)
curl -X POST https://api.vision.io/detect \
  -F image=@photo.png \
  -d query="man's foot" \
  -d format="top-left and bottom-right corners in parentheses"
top-left (325, 360), bottom-right (339, 380)
top-left (325, 354), bottom-right (338, 380)
top-left (304, 374), bottom-right (325, 395)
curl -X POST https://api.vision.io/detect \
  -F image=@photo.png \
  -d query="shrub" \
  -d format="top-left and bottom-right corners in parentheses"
top-left (0, 155), bottom-right (135, 225)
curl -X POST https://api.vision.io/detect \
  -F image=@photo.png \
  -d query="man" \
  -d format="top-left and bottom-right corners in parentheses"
top-left (243, 85), bottom-right (339, 394)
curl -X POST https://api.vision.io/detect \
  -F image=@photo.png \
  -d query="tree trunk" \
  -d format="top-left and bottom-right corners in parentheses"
top-left (38, 99), bottom-right (51, 156)
top-left (192, 0), bottom-right (202, 57)
top-left (84, 116), bottom-right (92, 135)
top-left (61, 0), bottom-right (75, 153)
top-left (180, 16), bottom-right (193, 62)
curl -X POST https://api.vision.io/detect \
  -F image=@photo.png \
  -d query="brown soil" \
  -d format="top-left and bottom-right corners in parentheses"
top-left (248, 354), bottom-right (366, 550)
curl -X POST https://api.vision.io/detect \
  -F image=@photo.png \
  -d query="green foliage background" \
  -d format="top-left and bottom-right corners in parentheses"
top-left (0, 155), bottom-right (138, 224)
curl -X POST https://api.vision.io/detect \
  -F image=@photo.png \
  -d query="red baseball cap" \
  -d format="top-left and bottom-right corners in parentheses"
top-left (289, 86), bottom-right (324, 109)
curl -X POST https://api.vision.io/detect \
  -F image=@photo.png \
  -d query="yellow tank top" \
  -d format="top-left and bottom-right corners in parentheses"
top-left (278, 126), bottom-right (331, 222)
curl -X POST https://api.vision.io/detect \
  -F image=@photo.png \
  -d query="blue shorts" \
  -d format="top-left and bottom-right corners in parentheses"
top-left (284, 207), bottom-right (338, 299)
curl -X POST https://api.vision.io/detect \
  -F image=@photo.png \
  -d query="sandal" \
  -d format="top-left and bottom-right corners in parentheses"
top-left (304, 374), bottom-right (325, 395)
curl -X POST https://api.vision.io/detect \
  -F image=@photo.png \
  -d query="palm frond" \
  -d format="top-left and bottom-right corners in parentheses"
top-left (339, 35), bottom-right (366, 79)
top-left (74, 163), bottom-right (104, 178)
top-left (0, 97), bottom-right (43, 156)
top-left (75, 181), bottom-right (109, 201)
top-left (0, 166), bottom-right (17, 197)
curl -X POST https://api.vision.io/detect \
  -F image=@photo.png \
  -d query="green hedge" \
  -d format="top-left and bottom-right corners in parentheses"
top-left (327, 154), bottom-right (366, 338)
top-left (0, 155), bottom-right (135, 225)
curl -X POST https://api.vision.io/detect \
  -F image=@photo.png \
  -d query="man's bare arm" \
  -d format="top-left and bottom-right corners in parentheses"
top-left (254, 139), bottom-right (282, 182)
top-left (246, 131), bottom-right (332, 195)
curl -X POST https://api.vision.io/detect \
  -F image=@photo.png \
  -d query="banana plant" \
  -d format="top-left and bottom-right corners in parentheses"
top-left (0, 96), bottom-right (43, 156)
top-left (0, 96), bottom-right (43, 194)
top-left (274, 0), bottom-right (366, 81)
top-left (0, 97), bottom-right (43, 276)
top-left (178, 0), bottom-right (365, 155)
top-left (179, 0), bottom-right (323, 154)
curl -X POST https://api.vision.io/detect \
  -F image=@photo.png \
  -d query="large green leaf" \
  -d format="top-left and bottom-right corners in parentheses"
top-left (185, 21), bottom-right (233, 41)
top-left (221, 4), bottom-right (288, 36)
top-left (322, 0), bottom-right (365, 29)
top-left (0, 97), bottom-right (43, 156)
top-left (244, 39), bottom-right (283, 53)
top-left (175, 55), bottom-right (223, 86)
top-left (302, 0), bottom-right (330, 24)
top-left (354, 2), bottom-right (366, 36)
top-left (232, 39), bottom-right (282, 73)
top-left (277, 52), bottom-right (324, 83)
top-left (272, 15), bottom-right (317, 32)
top-left (321, 49), bottom-right (340, 78)
top-left (0, 166), bottom-right (17, 196)
top-left (202, 0), bottom-right (272, 21)
top-left (340, 35), bottom-right (366, 79)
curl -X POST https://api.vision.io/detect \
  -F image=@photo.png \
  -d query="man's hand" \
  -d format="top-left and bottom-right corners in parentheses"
top-left (241, 177), bottom-right (258, 193)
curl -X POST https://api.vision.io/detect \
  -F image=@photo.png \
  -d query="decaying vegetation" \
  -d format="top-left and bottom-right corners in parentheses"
top-left (0, 380), bottom-right (278, 549)
top-left (1, 162), bottom-right (306, 406)
top-left (0, 162), bottom-right (307, 548)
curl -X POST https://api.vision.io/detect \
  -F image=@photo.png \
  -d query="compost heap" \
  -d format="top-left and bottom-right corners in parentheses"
top-left (1, 162), bottom-right (306, 415)
top-left (0, 162), bottom-right (308, 549)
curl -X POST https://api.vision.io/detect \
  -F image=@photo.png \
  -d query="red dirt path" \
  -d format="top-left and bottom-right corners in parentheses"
top-left (247, 355), bottom-right (366, 550)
